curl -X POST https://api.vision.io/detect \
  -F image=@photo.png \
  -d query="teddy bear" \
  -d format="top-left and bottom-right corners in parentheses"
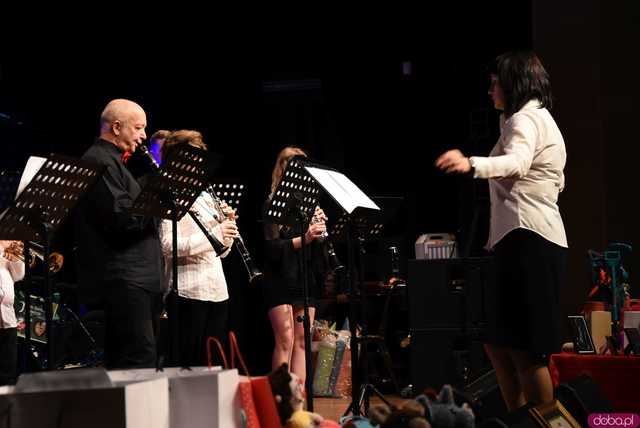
top-left (268, 363), bottom-right (340, 428)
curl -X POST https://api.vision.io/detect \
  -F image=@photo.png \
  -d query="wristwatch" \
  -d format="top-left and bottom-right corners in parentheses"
top-left (468, 157), bottom-right (477, 175)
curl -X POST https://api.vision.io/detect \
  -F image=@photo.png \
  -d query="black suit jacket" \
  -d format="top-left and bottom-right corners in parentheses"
top-left (75, 139), bottom-right (163, 302)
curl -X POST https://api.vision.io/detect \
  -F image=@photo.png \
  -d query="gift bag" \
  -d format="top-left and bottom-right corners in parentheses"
top-left (313, 335), bottom-right (336, 396)
top-left (108, 367), bottom-right (239, 428)
top-left (328, 334), bottom-right (347, 396)
top-left (208, 332), bottom-right (281, 428)
top-left (334, 343), bottom-right (352, 398)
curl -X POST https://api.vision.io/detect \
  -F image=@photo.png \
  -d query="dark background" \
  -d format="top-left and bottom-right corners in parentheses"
top-left (1, 1), bottom-right (638, 377)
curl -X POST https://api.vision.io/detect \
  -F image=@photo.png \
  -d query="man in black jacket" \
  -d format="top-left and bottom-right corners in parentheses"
top-left (75, 99), bottom-right (163, 368)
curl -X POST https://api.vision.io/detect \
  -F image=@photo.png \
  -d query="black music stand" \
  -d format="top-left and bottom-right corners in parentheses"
top-left (131, 143), bottom-right (213, 367)
top-left (327, 201), bottom-right (405, 417)
top-left (208, 179), bottom-right (248, 212)
top-left (264, 155), bottom-right (322, 411)
top-left (0, 155), bottom-right (105, 370)
top-left (330, 197), bottom-right (403, 415)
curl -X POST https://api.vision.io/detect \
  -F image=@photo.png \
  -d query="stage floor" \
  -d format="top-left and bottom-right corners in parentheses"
top-left (314, 395), bottom-right (407, 423)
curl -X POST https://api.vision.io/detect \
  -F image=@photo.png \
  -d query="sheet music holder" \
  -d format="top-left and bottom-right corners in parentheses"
top-left (303, 165), bottom-right (398, 417)
top-left (208, 179), bottom-right (248, 212)
top-left (329, 196), bottom-right (402, 243)
top-left (0, 155), bottom-right (105, 370)
top-left (0, 170), bottom-right (21, 211)
top-left (264, 156), bottom-right (322, 227)
top-left (132, 143), bottom-right (214, 367)
top-left (130, 143), bottom-right (212, 220)
top-left (304, 165), bottom-right (380, 217)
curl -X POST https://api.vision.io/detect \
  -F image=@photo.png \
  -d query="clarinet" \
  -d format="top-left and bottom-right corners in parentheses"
top-left (311, 207), bottom-right (344, 272)
top-left (204, 184), bottom-right (263, 283)
top-left (137, 145), bottom-right (229, 256)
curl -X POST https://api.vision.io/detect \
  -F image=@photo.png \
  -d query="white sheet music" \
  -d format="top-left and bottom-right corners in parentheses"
top-left (305, 166), bottom-right (380, 214)
top-left (16, 156), bottom-right (47, 199)
top-left (0, 156), bottom-right (46, 222)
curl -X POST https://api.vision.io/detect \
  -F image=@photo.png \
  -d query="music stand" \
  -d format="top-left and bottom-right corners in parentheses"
top-left (327, 202), bottom-right (404, 417)
top-left (0, 155), bottom-right (105, 370)
top-left (208, 179), bottom-right (248, 212)
top-left (332, 197), bottom-right (402, 413)
top-left (131, 143), bottom-right (213, 367)
top-left (305, 163), bottom-right (386, 415)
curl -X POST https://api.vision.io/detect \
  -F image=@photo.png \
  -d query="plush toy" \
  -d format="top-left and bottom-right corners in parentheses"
top-left (268, 363), bottom-right (339, 428)
top-left (415, 385), bottom-right (474, 428)
top-left (369, 385), bottom-right (474, 428)
top-left (369, 399), bottom-right (431, 428)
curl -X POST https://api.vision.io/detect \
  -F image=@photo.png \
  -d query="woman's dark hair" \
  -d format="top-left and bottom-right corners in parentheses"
top-left (489, 51), bottom-right (553, 118)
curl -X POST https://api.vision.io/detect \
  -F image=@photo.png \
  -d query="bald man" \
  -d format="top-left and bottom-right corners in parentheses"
top-left (75, 99), bottom-right (164, 369)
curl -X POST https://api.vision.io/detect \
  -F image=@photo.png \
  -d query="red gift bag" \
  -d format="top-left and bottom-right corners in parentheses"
top-left (208, 332), bottom-right (282, 428)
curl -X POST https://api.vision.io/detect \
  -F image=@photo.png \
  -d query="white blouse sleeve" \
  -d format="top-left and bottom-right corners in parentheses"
top-left (7, 260), bottom-right (25, 282)
top-left (471, 114), bottom-right (538, 179)
top-left (160, 218), bottom-right (212, 258)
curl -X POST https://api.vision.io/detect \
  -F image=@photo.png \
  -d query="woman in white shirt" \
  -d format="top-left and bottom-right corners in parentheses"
top-left (158, 130), bottom-right (239, 367)
top-left (0, 240), bottom-right (25, 385)
top-left (436, 51), bottom-right (567, 411)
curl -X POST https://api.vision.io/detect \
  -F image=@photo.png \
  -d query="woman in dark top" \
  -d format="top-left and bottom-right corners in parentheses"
top-left (263, 146), bottom-right (328, 387)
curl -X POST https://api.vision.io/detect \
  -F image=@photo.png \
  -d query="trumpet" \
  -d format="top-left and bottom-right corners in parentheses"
top-left (204, 184), bottom-right (263, 284)
top-left (2, 241), bottom-right (64, 274)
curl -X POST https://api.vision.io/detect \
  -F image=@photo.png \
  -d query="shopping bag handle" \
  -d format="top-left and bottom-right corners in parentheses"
top-left (206, 336), bottom-right (229, 369)
top-left (229, 331), bottom-right (251, 377)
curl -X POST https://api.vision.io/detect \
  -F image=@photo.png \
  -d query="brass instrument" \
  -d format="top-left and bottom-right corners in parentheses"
top-left (204, 184), bottom-right (263, 283)
top-left (137, 144), bottom-right (229, 256)
top-left (2, 241), bottom-right (64, 274)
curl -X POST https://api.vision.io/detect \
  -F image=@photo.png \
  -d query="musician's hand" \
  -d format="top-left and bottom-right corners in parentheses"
top-left (435, 149), bottom-right (472, 174)
top-left (220, 220), bottom-right (239, 244)
top-left (220, 201), bottom-right (237, 221)
top-left (0, 241), bottom-right (23, 262)
top-left (314, 207), bottom-right (328, 223)
top-left (304, 222), bottom-right (326, 244)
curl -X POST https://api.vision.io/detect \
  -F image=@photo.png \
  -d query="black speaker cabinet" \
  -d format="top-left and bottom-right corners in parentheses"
top-left (408, 258), bottom-right (494, 394)
top-left (408, 257), bottom-right (493, 329)
top-left (410, 327), bottom-right (489, 393)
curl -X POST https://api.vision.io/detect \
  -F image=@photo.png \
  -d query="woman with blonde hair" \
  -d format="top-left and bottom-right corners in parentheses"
top-left (262, 146), bottom-right (328, 387)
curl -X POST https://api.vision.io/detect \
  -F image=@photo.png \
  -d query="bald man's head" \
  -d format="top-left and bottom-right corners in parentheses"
top-left (99, 99), bottom-right (147, 154)
top-left (100, 99), bottom-right (145, 133)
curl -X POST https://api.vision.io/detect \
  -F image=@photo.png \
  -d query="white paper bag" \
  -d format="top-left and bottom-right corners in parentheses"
top-left (0, 369), bottom-right (169, 428)
top-left (108, 367), bottom-right (241, 428)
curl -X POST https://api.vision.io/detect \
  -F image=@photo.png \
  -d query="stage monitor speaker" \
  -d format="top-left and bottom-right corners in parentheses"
top-left (556, 374), bottom-right (613, 427)
top-left (407, 257), bottom-right (493, 329)
top-left (476, 374), bottom-right (612, 427)
top-left (459, 369), bottom-right (508, 423)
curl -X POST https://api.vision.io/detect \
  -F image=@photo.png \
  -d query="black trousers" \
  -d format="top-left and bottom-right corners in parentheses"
top-left (104, 284), bottom-right (162, 369)
top-left (0, 328), bottom-right (16, 385)
top-left (173, 295), bottom-right (229, 367)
